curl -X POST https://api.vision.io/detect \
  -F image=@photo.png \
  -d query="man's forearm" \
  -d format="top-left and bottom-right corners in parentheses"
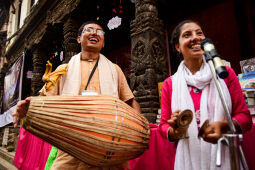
top-left (131, 99), bottom-right (141, 114)
top-left (126, 98), bottom-right (141, 114)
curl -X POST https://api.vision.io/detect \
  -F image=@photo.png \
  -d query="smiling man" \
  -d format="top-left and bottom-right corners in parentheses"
top-left (13, 21), bottom-right (141, 170)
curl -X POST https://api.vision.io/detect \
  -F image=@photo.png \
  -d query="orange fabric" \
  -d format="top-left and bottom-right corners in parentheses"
top-left (80, 60), bottom-right (134, 102)
top-left (40, 61), bottom-right (68, 95)
top-left (80, 60), bottom-right (100, 94)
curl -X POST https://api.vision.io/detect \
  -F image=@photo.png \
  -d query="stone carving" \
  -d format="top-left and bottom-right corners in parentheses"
top-left (31, 49), bottom-right (45, 96)
top-left (63, 18), bottom-right (80, 63)
top-left (130, 0), bottom-right (167, 122)
top-left (0, 63), bottom-right (8, 112)
top-left (46, 0), bottom-right (81, 25)
top-left (26, 20), bottom-right (48, 49)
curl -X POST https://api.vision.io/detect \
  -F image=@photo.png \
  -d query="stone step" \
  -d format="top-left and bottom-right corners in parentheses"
top-left (0, 156), bottom-right (18, 170)
top-left (0, 147), bottom-right (17, 170)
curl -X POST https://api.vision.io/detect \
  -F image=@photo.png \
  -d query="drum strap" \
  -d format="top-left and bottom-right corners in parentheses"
top-left (85, 57), bottom-right (99, 90)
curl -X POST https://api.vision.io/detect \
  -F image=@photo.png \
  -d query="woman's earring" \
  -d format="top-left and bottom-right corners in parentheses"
top-left (178, 52), bottom-right (184, 60)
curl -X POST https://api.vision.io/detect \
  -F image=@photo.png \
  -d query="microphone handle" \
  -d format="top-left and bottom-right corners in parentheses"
top-left (213, 57), bottom-right (229, 79)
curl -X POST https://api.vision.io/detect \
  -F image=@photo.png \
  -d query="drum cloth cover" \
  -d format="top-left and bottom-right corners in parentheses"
top-left (23, 95), bottom-right (150, 167)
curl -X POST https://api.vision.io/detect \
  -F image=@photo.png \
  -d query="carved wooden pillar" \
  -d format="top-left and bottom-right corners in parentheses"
top-left (63, 18), bottom-right (80, 63)
top-left (31, 48), bottom-right (45, 96)
top-left (130, 0), bottom-right (168, 123)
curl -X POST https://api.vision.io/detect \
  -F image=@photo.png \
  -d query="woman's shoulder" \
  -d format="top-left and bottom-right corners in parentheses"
top-left (223, 66), bottom-right (240, 88)
top-left (224, 66), bottom-right (238, 80)
top-left (162, 76), bottom-right (173, 91)
top-left (163, 76), bottom-right (173, 84)
top-left (225, 66), bottom-right (237, 75)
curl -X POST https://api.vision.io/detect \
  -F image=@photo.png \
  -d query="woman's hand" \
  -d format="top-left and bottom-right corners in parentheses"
top-left (167, 110), bottom-right (180, 127)
top-left (12, 97), bottom-right (31, 128)
top-left (167, 110), bottom-right (188, 140)
top-left (201, 120), bottom-right (229, 144)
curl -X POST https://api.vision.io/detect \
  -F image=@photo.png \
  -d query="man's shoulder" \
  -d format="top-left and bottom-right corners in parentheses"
top-left (113, 63), bottom-right (121, 70)
top-left (56, 63), bottom-right (69, 70)
top-left (113, 64), bottom-right (126, 77)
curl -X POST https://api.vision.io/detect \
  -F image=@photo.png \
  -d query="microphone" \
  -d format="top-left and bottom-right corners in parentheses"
top-left (201, 38), bottom-right (229, 79)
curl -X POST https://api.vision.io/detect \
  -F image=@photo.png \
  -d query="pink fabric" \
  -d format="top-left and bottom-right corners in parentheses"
top-left (129, 123), bottom-right (176, 170)
top-left (159, 66), bottom-right (252, 140)
top-left (14, 126), bottom-right (52, 170)
top-left (14, 124), bottom-right (255, 170)
top-left (242, 123), bottom-right (255, 170)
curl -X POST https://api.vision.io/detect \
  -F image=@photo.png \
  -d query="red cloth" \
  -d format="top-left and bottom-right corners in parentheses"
top-left (129, 124), bottom-right (176, 170)
top-left (14, 126), bottom-right (52, 170)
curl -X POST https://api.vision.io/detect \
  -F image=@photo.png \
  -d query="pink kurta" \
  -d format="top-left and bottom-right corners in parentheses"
top-left (159, 66), bottom-right (252, 140)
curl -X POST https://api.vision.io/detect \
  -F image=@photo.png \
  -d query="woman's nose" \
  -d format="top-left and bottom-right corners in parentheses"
top-left (191, 33), bottom-right (200, 40)
top-left (190, 33), bottom-right (202, 43)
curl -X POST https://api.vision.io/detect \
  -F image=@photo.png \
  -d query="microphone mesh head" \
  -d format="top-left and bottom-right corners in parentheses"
top-left (201, 38), bottom-right (213, 51)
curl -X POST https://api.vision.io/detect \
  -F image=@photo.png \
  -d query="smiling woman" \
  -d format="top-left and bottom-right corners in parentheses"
top-left (174, 22), bottom-right (205, 74)
top-left (159, 19), bottom-right (252, 170)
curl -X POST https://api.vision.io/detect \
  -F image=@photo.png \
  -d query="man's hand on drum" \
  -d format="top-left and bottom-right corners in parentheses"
top-left (167, 110), bottom-right (188, 140)
top-left (13, 97), bottom-right (31, 128)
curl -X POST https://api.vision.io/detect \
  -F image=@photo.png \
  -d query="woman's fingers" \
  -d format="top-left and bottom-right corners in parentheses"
top-left (202, 122), bottom-right (222, 144)
top-left (167, 110), bottom-right (181, 127)
top-left (175, 127), bottom-right (188, 135)
top-left (167, 116), bottom-right (178, 126)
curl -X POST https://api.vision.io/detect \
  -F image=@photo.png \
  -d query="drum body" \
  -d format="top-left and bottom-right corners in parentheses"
top-left (23, 95), bottom-right (150, 167)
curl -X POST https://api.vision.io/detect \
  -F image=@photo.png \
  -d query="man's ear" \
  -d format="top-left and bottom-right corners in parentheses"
top-left (77, 36), bottom-right (81, 44)
top-left (175, 44), bottom-right (180, 53)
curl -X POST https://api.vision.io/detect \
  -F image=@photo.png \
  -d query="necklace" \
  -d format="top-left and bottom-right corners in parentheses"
top-left (80, 56), bottom-right (98, 62)
top-left (80, 58), bottom-right (97, 62)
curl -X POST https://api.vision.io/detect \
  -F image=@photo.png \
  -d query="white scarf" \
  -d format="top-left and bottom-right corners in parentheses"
top-left (59, 53), bottom-right (118, 98)
top-left (172, 59), bottom-right (232, 170)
